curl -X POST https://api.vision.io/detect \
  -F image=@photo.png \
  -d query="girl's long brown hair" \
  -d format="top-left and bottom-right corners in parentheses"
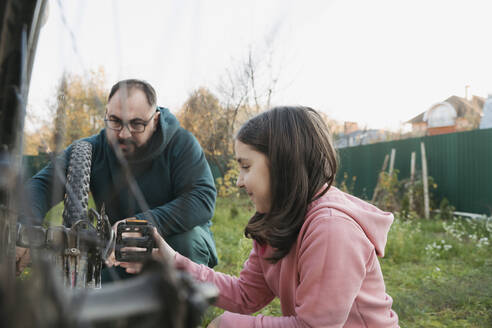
top-left (237, 106), bottom-right (338, 262)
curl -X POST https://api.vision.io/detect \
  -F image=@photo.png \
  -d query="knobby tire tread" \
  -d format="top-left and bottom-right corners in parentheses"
top-left (62, 141), bottom-right (92, 227)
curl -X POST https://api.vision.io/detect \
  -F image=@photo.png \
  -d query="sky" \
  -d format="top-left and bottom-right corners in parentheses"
top-left (27, 0), bottom-right (492, 132)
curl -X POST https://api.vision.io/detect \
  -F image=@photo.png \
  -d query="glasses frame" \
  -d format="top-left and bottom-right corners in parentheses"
top-left (104, 110), bottom-right (157, 134)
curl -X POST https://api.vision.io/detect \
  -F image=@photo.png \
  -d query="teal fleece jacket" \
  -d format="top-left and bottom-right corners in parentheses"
top-left (22, 107), bottom-right (217, 244)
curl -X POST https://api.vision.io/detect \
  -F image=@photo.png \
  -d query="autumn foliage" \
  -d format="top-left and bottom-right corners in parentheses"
top-left (24, 68), bottom-right (108, 155)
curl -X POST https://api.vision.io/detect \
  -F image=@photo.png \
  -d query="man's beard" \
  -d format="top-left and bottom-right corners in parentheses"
top-left (116, 138), bottom-right (140, 159)
top-left (107, 126), bottom-right (156, 160)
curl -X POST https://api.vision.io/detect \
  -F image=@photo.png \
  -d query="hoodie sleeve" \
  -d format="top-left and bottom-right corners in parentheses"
top-left (135, 129), bottom-right (216, 236)
top-left (18, 146), bottom-right (72, 226)
top-left (175, 242), bottom-right (275, 314)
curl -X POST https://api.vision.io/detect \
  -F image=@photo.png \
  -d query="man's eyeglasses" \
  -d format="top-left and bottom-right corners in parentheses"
top-left (104, 110), bottom-right (157, 133)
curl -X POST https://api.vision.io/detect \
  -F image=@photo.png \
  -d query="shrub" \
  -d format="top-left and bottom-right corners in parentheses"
top-left (337, 172), bottom-right (357, 194)
top-left (216, 159), bottom-right (239, 197)
top-left (373, 170), bottom-right (401, 213)
top-left (373, 170), bottom-right (438, 218)
top-left (436, 197), bottom-right (455, 221)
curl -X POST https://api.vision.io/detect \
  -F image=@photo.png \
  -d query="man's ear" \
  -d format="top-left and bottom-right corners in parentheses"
top-left (152, 110), bottom-right (160, 132)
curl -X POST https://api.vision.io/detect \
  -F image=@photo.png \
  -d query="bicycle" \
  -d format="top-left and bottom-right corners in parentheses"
top-left (0, 1), bottom-right (217, 327)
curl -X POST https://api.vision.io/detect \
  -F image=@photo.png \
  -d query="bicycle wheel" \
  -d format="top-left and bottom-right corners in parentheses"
top-left (62, 141), bottom-right (92, 227)
top-left (0, 0), bottom-right (46, 280)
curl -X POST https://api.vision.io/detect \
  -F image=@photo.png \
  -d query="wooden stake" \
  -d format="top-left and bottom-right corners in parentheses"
top-left (372, 154), bottom-right (390, 203)
top-left (420, 142), bottom-right (430, 219)
top-left (409, 151), bottom-right (416, 211)
top-left (389, 148), bottom-right (396, 175)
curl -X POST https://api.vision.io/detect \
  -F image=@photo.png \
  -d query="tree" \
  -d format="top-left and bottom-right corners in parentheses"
top-left (317, 111), bottom-right (344, 141)
top-left (24, 68), bottom-right (108, 155)
top-left (177, 87), bottom-right (231, 176)
top-left (23, 123), bottom-right (52, 155)
top-left (178, 41), bottom-right (283, 194)
top-left (217, 45), bottom-right (281, 138)
top-left (178, 46), bottom-right (281, 175)
top-left (52, 68), bottom-right (107, 150)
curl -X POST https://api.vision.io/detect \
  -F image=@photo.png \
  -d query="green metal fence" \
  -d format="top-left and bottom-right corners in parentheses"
top-left (336, 128), bottom-right (492, 215)
top-left (23, 128), bottom-right (492, 215)
top-left (22, 153), bottom-right (50, 180)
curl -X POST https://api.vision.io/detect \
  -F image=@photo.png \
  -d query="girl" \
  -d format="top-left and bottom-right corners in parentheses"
top-left (121, 106), bottom-right (399, 327)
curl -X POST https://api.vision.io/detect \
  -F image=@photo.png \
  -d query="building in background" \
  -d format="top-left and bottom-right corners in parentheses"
top-left (334, 122), bottom-right (389, 148)
top-left (406, 95), bottom-right (484, 136)
top-left (479, 95), bottom-right (492, 129)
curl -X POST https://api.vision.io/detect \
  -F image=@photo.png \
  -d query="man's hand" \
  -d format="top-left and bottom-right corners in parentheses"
top-left (105, 219), bottom-right (130, 269)
top-left (15, 246), bottom-right (31, 276)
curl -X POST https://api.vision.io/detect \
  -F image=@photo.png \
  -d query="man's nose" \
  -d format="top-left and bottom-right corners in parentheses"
top-left (118, 125), bottom-right (132, 138)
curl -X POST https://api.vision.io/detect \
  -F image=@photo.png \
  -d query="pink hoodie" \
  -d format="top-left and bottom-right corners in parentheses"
top-left (175, 187), bottom-right (399, 327)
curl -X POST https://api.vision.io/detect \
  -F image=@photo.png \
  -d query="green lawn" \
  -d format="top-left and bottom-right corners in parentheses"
top-left (204, 196), bottom-right (492, 327)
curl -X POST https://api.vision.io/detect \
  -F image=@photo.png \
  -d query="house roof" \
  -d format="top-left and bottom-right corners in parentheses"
top-left (407, 112), bottom-right (425, 124)
top-left (444, 95), bottom-right (483, 117)
top-left (406, 95), bottom-right (484, 124)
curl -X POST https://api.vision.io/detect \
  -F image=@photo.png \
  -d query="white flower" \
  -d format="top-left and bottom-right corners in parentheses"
top-left (477, 237), bottom-right (490, 248)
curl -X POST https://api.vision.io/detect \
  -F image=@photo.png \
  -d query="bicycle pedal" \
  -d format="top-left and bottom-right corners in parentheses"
top-left (115, 219), bottom-right (155, 262)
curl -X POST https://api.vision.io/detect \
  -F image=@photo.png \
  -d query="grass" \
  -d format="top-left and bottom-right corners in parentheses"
top-left (203, 197), bottom-right (492, 327)
top-left (381, 216), bottom-right (492, 327)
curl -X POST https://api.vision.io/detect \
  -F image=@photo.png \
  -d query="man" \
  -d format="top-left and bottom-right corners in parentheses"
top-left (16, 79), bottom-right (218, 279)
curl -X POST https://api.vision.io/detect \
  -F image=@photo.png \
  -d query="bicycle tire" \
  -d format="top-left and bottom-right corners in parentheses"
top-left (0, 0), bottom-right (46, 284)
top-left (62, 141), bottom-right (92, 227)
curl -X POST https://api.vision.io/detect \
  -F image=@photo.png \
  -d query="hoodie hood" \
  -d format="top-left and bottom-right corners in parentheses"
top-left (105, 107), bottom-right (180, 165)
top-left (154, 107), bottom-right (180, 154)
top-left (307, 186), bottom-right (394, 257)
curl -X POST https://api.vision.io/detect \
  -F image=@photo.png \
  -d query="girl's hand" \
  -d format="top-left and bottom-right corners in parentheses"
top-left (207, 315), bottom-right (222, 328)
top-left (118, 227), bottom-right (177, 274)
top-left (151, 227), bottom-right (176, 263)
